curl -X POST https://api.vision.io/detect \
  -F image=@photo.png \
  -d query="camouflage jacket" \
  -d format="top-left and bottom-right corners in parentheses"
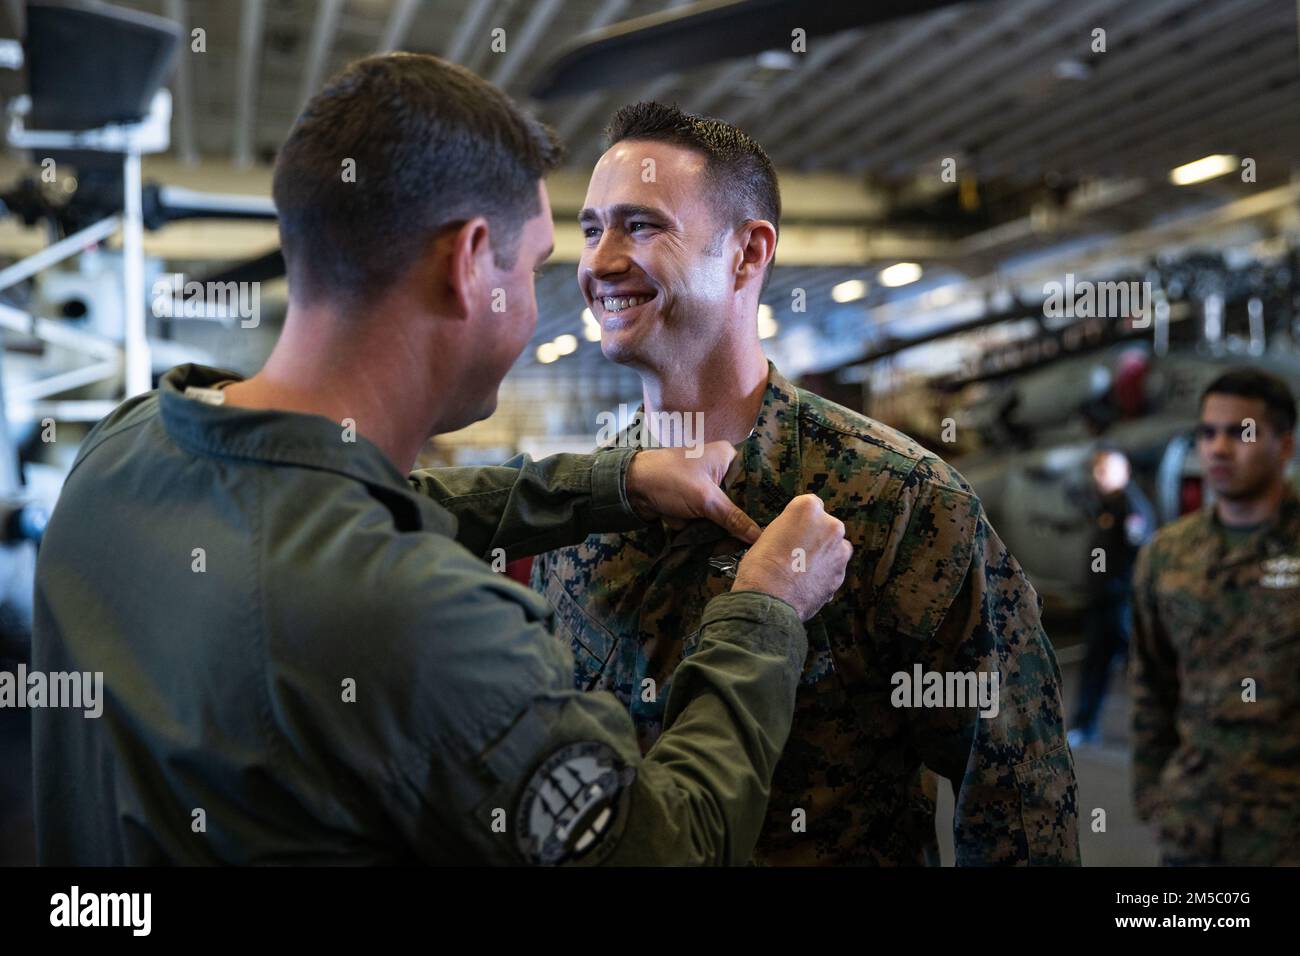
top-left (1130, 489), bottom-right (1300, 864)
top-left (532, 364), bottom-right (1080, 865)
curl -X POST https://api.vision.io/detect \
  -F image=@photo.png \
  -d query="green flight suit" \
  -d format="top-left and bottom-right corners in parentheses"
top-left (30, 363), bottom-right (806, 865)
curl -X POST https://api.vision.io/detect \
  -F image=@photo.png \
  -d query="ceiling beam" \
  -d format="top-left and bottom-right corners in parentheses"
top-left (490, 0), bottom-right (566, 91)
top-left (163, 0), bottom-right (198, 164)
top-left (376, 0), bottom-right (421, 53)
top-left (758, 6), bottom-right (969, 161)
top-left (298, 0), bottom-right (345, 110)
top-left (992, 24), bottom-right (1296, 182)
top-left (443, 0), bottom-right (496, 66)
top-left (975, 0), bottom-right (1273, 176)
top-left (867, 0), bottom-right (1208, 174)
top-left (725, 30), bottom-right (861, 129)
top-left (846, 0), bottom-right (1152, 171)
top-left (779, 0), bottom-right (1060, 165)
top-left (233, 0), bottom-right (267, 168)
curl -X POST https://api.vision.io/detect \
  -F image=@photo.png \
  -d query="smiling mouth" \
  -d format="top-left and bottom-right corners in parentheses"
top-left (599, 292), bottom-right (656, 313)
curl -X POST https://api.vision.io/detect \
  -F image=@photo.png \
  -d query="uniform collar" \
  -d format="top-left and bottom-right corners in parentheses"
top-left (651, 362), bottom-right (804, 552)
top-left (1201, 484), bottom-right (1300, 565)
top-left (729, 362), bottom-right (803, 525)
top-left (158, 365), bottom-right (449, 531)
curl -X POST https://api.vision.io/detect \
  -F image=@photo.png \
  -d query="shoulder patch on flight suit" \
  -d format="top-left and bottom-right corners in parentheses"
top-left (515, 740), bottom-right (635, 866)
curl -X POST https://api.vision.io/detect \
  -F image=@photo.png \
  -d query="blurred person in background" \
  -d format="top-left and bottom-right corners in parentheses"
top-left (1067, 446), bottom-right (1155, 748)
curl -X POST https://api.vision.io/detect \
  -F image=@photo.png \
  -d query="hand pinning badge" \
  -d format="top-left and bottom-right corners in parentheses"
top-left (709, 548), bottom-right (749, 578)
top-left (709, 428), bottom-right (757, 578)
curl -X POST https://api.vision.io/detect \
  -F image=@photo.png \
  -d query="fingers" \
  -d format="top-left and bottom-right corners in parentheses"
top-left (704, 485), bottom-right (761, 544)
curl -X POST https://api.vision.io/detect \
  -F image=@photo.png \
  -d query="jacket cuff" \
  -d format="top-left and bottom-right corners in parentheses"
top-left (702, 590), bottom-right (807, 667)
top-left (589, 447), bottom-right (645, 532)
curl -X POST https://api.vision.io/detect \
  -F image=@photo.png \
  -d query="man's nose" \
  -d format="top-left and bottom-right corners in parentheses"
top-left (584, 228), bottom-right (631, 280)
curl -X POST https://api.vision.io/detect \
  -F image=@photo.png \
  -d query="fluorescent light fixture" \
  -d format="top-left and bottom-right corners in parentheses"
top-left (924, 285), bottom-right (959, 307)
top-left (831, 279), bottom-right (868, 303)
top-left (581, 308), bottom-right (601, 341)
top-left (1169, 154), bottom-right (1237, 186)
top-left (879, 262), bottom-right (922, 287)
top-left (553, 334), bottom-right (578, 356)
top-left (536, 342), bottom-right (558, 364)
top-left (757, 49), bottom-right (798, 70)
top-left (757, 304), bottom-right (778, 339)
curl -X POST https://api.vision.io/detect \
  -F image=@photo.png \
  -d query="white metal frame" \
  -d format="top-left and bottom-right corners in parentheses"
top-left (2, 89), bottom-right (172, 421)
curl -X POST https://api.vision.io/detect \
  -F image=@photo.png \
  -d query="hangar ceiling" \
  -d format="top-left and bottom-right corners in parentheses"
top-left (1, 0), bottom-right (1296, 383)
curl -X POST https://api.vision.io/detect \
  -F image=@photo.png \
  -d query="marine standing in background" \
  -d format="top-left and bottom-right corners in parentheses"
top-left (1131, 368), bottom-right (1300, 865)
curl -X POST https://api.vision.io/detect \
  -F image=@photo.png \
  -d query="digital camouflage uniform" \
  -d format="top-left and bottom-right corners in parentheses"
top-left (533, 364), bottom-right (1080, 865)
top-left (1130, 488), bottom-right (1300, 865)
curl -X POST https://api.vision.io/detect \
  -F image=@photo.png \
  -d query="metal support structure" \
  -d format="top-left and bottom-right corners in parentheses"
top-left (3, 88), bottom-right (171, 409)
top-left (0, 216), bottom-right (120, 293)
top-left (9, 359), bottom-right (121, 403)
top-left (121, 150), bottom-right (151, 396)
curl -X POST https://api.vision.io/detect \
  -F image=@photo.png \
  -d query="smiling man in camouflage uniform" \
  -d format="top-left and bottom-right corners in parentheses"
top-left (532, 102), bottom-right (1079, 865)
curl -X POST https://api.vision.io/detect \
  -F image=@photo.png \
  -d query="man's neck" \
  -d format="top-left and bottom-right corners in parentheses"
top-left (640, 340), bottom-right (770, 446)
top-left (222, 302), bottom-right (435, 472)
top-left (1215, 478), bottom-right (1288, 528)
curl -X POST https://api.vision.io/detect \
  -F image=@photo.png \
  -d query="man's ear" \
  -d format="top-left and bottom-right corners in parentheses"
top-left (444, 216), bottom-right (494, 320)
top-left (1279, 428), bottom-right (1296, 462)
top-left (734, 219), bottom-right (776, 291)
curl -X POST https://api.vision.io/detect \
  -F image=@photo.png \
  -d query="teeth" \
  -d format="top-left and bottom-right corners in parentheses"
top-left (602, 295), bottom-right (651, 312)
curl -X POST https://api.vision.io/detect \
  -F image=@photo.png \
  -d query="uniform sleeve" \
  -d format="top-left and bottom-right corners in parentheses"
top-left (383, 556), bottom-right (808, 866)
top-left (407, 448), bottom-right (643, 561)
top-left (870, 469), bottom-right (1080, 865)
top-left (1127, 542), bottom-right (1179, 822)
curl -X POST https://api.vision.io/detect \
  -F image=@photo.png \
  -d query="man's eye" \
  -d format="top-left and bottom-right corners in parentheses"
top-left (582, 227), bottom-right (601, 239)
top-left (629, 221), bottom-right (652, 233)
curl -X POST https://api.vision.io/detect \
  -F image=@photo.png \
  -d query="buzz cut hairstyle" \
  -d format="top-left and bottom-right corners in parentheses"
top-left (603, 101), bottom-right (781, 291)
top-left (1201, 367), bottom-right (1298, 435)
top-left (273, 53), bottom-right (563, 309)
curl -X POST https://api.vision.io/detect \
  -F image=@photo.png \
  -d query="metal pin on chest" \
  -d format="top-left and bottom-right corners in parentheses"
top-left (708, 548), bottom-right (749, 578)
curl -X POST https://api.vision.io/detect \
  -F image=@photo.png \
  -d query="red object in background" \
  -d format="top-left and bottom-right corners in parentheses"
top-left (506, 556), bottom-right (534, 586)
top-left (1114, 349), bottom-right (1150, 418)
top-left (1180, 476), bottom-right (1203, 515)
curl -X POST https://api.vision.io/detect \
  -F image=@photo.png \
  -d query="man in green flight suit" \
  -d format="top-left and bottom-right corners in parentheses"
top-left (534, 102), bottom-right (1080, 865)
top-left (29, 54), bottom-right (853, 865)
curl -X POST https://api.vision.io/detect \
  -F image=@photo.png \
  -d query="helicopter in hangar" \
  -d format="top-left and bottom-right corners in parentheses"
top-left (840, 248), bottom-right (1300, 615)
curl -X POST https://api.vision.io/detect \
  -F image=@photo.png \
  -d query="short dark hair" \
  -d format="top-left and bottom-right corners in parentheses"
top-left (273, 53), bottom-right (563, 307)
top-left (604, 101), bottom-right (780, 290)
top-left (1200, 367), bottom-right (1297, 434)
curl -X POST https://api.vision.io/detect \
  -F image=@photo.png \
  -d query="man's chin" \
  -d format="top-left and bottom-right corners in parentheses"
top-left (1212, 478), bottom-right (1268, 502)
top-left (440, 393), bottom-right (497, 436)
top-left (599, 335), bottom-right (643, 369)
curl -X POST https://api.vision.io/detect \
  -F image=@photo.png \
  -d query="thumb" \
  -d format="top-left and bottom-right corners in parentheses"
top-left (702, 484), bottom-right (760, 544)
top-left (700, 440), bottom-right (738, 484)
